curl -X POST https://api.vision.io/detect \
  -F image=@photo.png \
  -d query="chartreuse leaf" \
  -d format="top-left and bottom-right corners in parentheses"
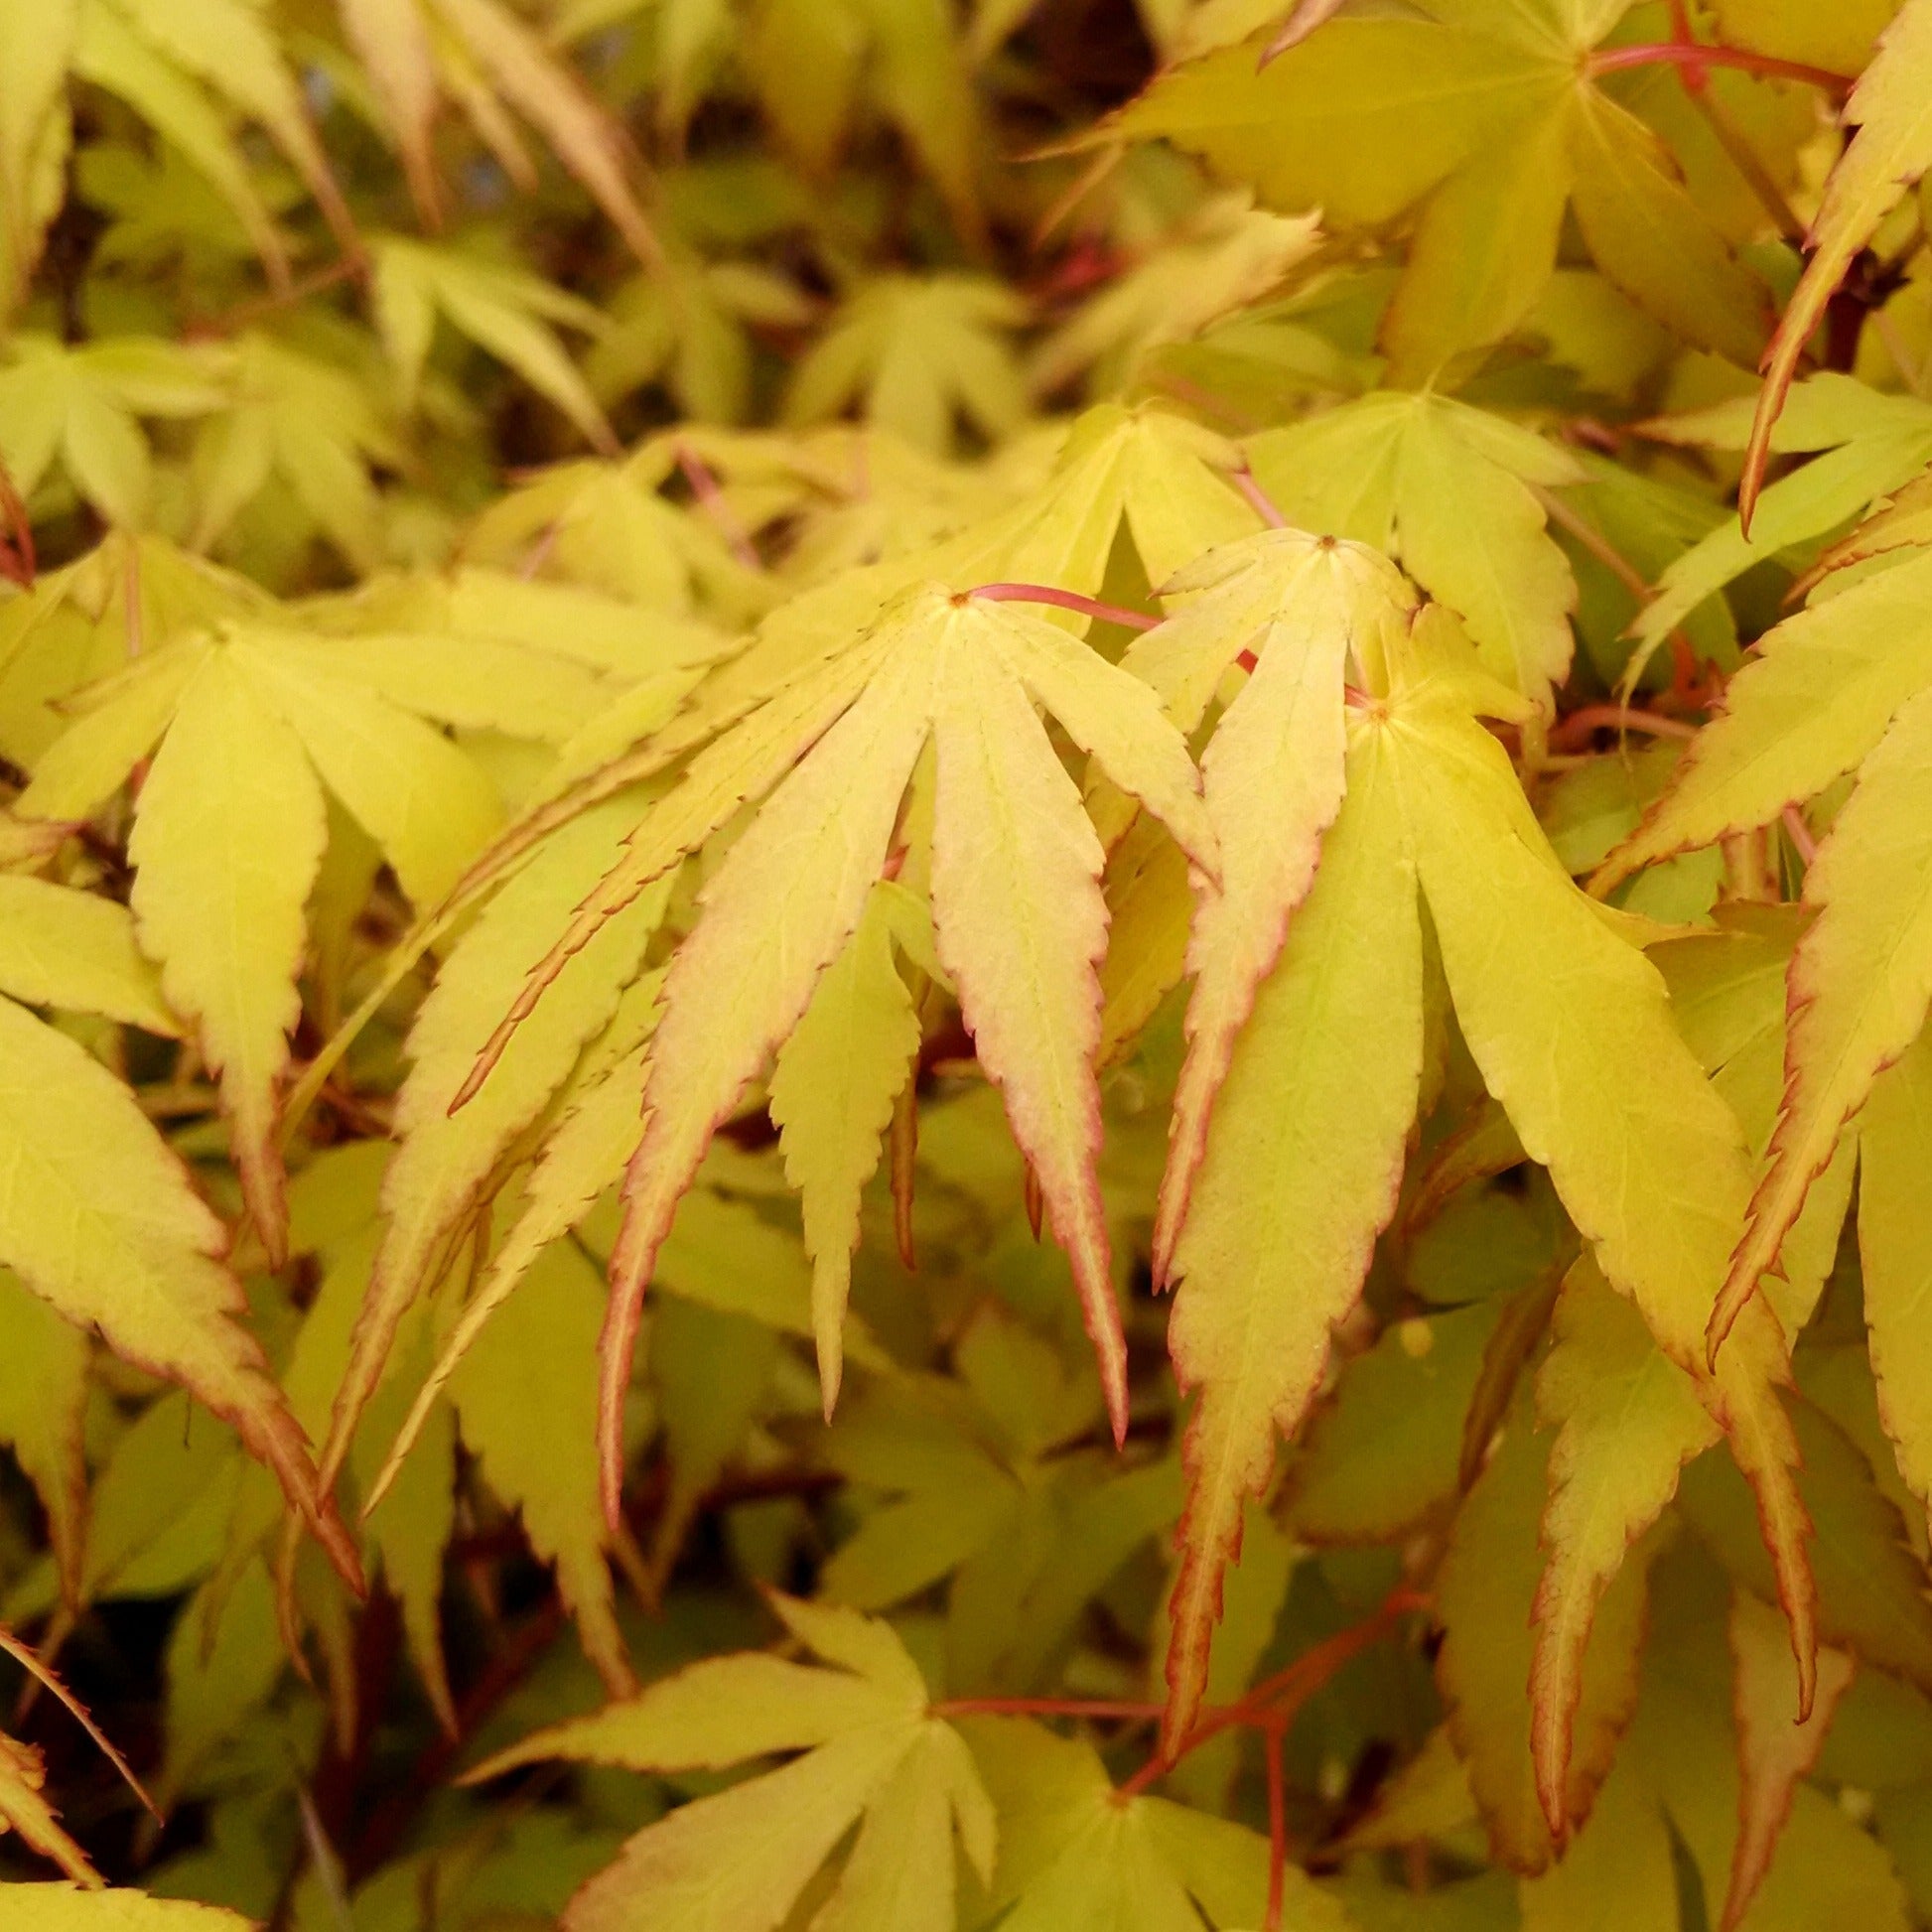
top-left (1627, 380), bottom-right (1932, 671)
top-left (372, 237), bottom-right (617, 452)
top-left (0, 1888), bottom-right (250, 1928)
top-left (21, 621), bottom-right (500, 1268)
top-left (323, 798), bottom-right (670, 1496)
top-left (782, 275), bottom-right (1027, 457)
top-left (1742, 0), bottom-right (1932, 525)
top-left (1122, 528), bottom-right (1416, 1278)
top-left (0, 0), bottom-right (73, 307)
top-left (1286, 1299), bottom-right (1505, 1546)
top-left (1381, 612), bottom-right (1816, 1727)
top-left (1659, 909), bottom-right (1857, 1339)
top-left (1725, 1588), bottom-right (1857, 1931)
top-left (1597, 546), bottom-right (1932, 895)
top-left (0, 994), bottom-right (354, 1583)
top-left (1163, 722), bottom-right (1421, 1750)
top-left (0, 876), bottom-right (175, 1035)
top-left (1631, 1550), bottom-right (1910, 1932)
top-left (1708, 688), bottom-right (1932, 1351)
top-left (1091, 4), bottom-right (1766, 370)
top-left (0, 334), bottom-right (226, 527)
top-left (1863, 1029), bottom-right (1932, 1536)
top-left (463, 1597), bottom-right (991, 1932)
top-left (189, 335), bottom-right (405, 574)
top-left (768, 882), bottom-right (923, 1412)
top-left (567, 585), bottom-right (1212, 1516)
top-left (0, 1272), bottom-right (88, 1606)
top-left (964, 1713), bottom-right (1348, 1931)
top-left (1246, 392), bottom-right (1584, 713)
top-left (128, 644), bottom-right (326, 1266)
top-left (1162, 596), bottom-right (1815, 1754)
top-left (1437, 1408), bottom-right (1649, 1873)
top-left (1516, 1750), bottom-right (1675, 1931)
top-left (1679, 1390), bottom-right (1932, 1699)
top-left (1528, 1262), bottom-right (1716, 1845)
top-left (449, 1237), bottom-right (635, 1696)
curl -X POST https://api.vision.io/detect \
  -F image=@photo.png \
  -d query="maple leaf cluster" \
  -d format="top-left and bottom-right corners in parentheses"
top-left (5, 2), bottom-right (1932, 1930)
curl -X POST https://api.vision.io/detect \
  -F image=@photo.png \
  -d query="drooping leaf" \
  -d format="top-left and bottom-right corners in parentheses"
top-left (1741, 0), bottom-right (1932, 526)
top-left (563, 583), bottom-right (1213, 1517)
top-left (1162, 722), bottom-right (1421, 1748)
top-left (0, 995), bottom-right (354, 1583)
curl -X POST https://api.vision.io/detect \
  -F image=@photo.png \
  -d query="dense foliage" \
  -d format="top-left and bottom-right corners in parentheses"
top-left (6, 0), bottom-right (1932, 1927)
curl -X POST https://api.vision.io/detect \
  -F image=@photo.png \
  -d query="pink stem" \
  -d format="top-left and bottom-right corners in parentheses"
top-left (1587, 42), bottom-right (1853, 92)
top-left (674, 438), bottom-right (760, 571)
top-left (1782, 804), bottom-right (1820, 866)
top-left (1232, 466), bottom-right (1289, 529)
top-left (969, 583), bottom-right (1160, 630)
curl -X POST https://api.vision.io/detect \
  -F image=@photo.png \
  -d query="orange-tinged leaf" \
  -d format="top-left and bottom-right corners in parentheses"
top-left (1436, 1413), bottom-right (1648, 1874)
top-left (0, 1733), bottom-right (95, 1884)
top-left (928, 625), bottom-right (1127, 1442)
top-left (325, 799), bottom-right (668, 1494)
top-left (337, 0), bottom-right (440, 221)
top-left (601, 644), bottom-right (932, 1521)
top-left (1593, 548), bottom-right (1932, 896)
top-left (597, 585), bottom-right (1213, 1516)
top-left (128, 645), bottom-right (326, 1267)
top-left (1163, 725), bottom-right (1421, 1750)
top-left (1531, 1262), bottom-right (1717, 1842)
top-left (1133, 528), bottom-right (1413, 1279)
top-left (1713, 687), bottom-right (1932, 1355)
top-left (1724, 1588), bottom-right (1857, 1931)
top-left (434, 0), bottom-right (659, 267)
top-left (1861, 1026), bottom-right (1932, 1535)
top-left (1742, 0), bottom-right (1932, 528)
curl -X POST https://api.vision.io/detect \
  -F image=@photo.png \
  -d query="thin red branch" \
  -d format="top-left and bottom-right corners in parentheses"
top-left (1116, 1587), bottom-right (1429, 1800)
top-left (1587, 42), bottom-right (1854, 94)
top-left (1548, 705), bottom-right (1701, 753)
top-left (931, 1696), bottom-right (1163, 1721)
top-left (1264, 1720), bottom-right (1289, 1932)
top-left (967, 583), bottom-right (1160, 629)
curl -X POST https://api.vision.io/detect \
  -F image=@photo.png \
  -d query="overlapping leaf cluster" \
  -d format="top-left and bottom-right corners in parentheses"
top-left (8, 1), bottom-right (1932, 1929)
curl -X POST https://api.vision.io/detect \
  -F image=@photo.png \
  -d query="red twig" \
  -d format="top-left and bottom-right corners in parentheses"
top-left (1548, 705), bottom-right (1701, 753)
top-left (1587, 42), bottom-right (1854, 94)
top-left (1118, 1587), bottom-right (1429, 1801)
top-left (1264, 1719), bottom-right (1290, 1932)
top-left (932, 1696), bottom-right (1163, 1721)
top-left (967, 583), bottom-right (1160, 630)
